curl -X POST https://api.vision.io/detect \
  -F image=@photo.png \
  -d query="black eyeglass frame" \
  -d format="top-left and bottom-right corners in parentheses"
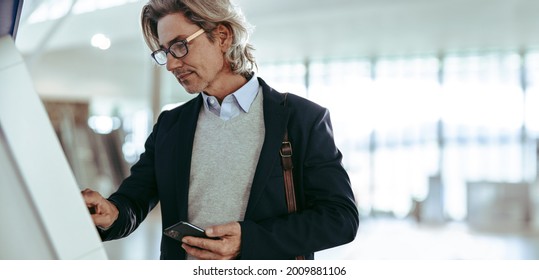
top-left (151, 28), bottom-right (205, 65)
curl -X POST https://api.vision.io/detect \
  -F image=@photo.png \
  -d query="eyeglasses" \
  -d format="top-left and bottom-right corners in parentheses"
top-left (151, 29), bottom-right (205, 65)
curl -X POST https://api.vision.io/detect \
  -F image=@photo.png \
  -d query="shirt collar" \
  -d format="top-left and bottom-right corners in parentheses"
top-left (201, 73), bottom-right (259, 113)
top-left (234, 73), bottom-right (259, 113)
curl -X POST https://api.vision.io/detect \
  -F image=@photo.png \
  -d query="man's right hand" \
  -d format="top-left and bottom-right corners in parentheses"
top-left (81, 188), bottom-right (119, 229)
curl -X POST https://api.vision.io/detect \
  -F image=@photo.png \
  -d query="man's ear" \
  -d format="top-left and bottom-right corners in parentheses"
top-left (216, 24), bottom-right (233, 51)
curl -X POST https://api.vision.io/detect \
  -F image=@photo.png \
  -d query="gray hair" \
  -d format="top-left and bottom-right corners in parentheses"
top-left (141, 0), bottom-right (257, 76)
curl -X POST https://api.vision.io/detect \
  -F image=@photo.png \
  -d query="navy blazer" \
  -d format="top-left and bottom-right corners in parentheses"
top-left (100, 77), bottom-right (359, 260)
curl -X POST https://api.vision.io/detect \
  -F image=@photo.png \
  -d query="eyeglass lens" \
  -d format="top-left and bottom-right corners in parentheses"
top-left (153, 51), bottom-right (167, 65)
top-left (153, 41), bottom-right (188, 65)
top-left (170, 42), bottom-right (188, 58)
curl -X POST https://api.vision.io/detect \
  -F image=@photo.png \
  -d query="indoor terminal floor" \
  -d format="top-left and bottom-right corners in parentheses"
top-left (102, 205), bottom-right (539, 260)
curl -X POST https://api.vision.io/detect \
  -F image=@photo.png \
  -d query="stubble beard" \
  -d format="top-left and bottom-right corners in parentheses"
top-left (176, 72), bottom-right (204, 94)
top-left (179, 80), bottom-right (198, 94)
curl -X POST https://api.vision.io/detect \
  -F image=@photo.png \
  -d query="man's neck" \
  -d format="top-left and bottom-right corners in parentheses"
top-left (204, 73), bottom-right (248, 104)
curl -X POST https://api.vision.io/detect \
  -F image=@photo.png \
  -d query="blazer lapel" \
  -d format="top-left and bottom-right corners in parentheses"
top-left (174, 95), bottom-right (202, 220)
top-left (244, 78), bottom-right (289, 218)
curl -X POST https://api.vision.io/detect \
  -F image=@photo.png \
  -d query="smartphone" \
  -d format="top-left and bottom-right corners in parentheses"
top-left (163, 221), bottom-right (215, 241)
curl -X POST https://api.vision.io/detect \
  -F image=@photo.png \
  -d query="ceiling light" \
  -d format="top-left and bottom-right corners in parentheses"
top-left (88, 116), bottom-right (121, 134)
top-left (91, 33), bottom-right (111, 50)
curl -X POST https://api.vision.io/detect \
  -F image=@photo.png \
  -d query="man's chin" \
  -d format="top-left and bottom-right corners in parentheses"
top-left (178, 81), bottom-right (200, 94)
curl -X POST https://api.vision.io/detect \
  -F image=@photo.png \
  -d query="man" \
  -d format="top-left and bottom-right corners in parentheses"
top-left (82, 0), bottom-right (359, 260)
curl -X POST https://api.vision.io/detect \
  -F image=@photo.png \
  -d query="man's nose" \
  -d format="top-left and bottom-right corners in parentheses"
top-left (166, 53), bottom-right (184, 71)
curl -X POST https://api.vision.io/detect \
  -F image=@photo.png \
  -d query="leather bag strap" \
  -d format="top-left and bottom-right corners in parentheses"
top-left (280, 93), bottom-right (305, 260)
top-left (280, 130), bottom-right (297, 213)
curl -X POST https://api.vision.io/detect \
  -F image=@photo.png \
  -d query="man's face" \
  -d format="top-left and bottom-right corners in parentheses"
top-left (157, 13), bottom-right (227, 94)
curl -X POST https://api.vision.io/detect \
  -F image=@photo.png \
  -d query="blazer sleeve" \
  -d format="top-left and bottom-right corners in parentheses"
top-left (239, 102), bottom-right (359, 259)
top-left (98, 113), bottom-right (163, 241)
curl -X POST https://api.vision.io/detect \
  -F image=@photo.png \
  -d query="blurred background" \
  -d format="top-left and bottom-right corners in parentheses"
top-left (13, 0), bottom-right (539, 259)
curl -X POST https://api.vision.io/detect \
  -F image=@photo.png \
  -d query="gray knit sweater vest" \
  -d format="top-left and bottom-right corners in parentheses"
top-left (188, 88), bottom-right (265, 233)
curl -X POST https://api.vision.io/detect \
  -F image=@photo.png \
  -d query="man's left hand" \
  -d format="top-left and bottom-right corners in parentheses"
top-left (181, 222), bottom-right (241, 260)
